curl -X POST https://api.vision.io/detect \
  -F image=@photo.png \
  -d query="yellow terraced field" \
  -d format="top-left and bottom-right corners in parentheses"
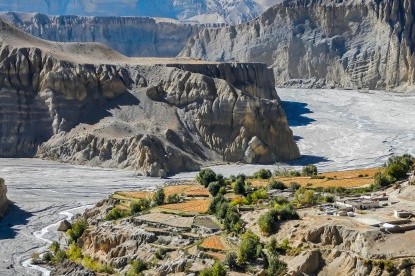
top-left (250, 167), bottom-right (382, 188)
top-left (200, 235), bottom-right (227, 251)
top-left (157, 199), bottom-right (211, 214)
top-left (163, 184), bottom-right (210, 197)
top-left (113, 191), bottom-right (153, 200)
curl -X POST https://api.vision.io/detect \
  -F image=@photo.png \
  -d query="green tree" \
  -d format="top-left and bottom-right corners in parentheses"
top-left (130, 198), bottom-right (151, 214)
top-left (234, 178), bottom-right (246, 195)
top-left (200, 261), bottom-right (227, 276)
top-left (238, 231), bottom-right (262, 264)
top-left (254, 169), bottom-right (272, 179)
top-left (259, 209), bottom-right (279, 235)
top-left (225, 251), bottom-right (238, 270)
top-left (166, 193), bottom-right (181, 204)
top-left (197, 169), bottom-right (217, 187)
top-left (266, 254), bottom-right (287, 276)
top-left (302, 164), bottom-right (318, 176)
top-left (153, 188), bottom-right (165, 205)
top-left (127, 259), bottom-right (148, 276)
top-left (208, 181), bottom-right (221, 197)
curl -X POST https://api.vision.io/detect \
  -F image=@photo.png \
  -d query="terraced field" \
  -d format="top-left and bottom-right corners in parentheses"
top-left (250, 167), bottom-right (382, 188)
top-left (157, 199), bottom-right (211, 214)
top-left (163, 184), bottom-right (209, 197)
top-left (200, 235), bottom-right (228, 251)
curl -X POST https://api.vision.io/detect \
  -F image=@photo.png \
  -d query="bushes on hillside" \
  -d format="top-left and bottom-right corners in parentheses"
top-left (153, 188), bottom-right (165, 205)
top-left (253, 169), bottom-right (272, 179)
top-left (166, 193), bottom-right (181, 204)
top-left (259, 203), bottom-right (299, 235)
top-left (67, 219), bottom-right (87, 243)
top-left (238, 231), bottom-right (262, 264)
top-left (130, 198), bottom-right (151, 214)
top-left (197, 169), bottom-right (218, 187)
top-left (268, 179), bottom-right (287, 190)
top-left (105, 207), bottom-right (129, 221)
top-left (200, 261), bottom-right (227, 276)
top-left (374, 154), bottom-right (414, 188)
top-left (209, 194), bottom-right (243, 233)
top-left (233, 178), bottom-right (246, 195)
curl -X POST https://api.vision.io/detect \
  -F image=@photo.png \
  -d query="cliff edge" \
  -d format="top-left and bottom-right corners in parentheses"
top-left (181, 0), bottom-right (415, 91)
top-left (0, 19), bottom-right (299, 176)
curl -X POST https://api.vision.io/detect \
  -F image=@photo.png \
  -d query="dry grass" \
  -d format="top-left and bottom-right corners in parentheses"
top-left (251, 167), bottom-right (382, 188)
top-left (200, 235), bottom-right (228, 251)
top-left (157, 199), bottom-right (211, 214)
top-left (163, 184), bottom-right (210, 197)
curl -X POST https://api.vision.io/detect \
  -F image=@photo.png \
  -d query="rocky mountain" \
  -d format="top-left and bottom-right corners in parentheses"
top-left (181, 0), bottom-right (415, 91)
top-left (0, 0), bottom-right (278, 24)
top-left (0, 18), bottom-right (299, 176)
top-left (0, 178), bottom-right (7, 218)
top-left (0, 12), bottom-right (203, 57)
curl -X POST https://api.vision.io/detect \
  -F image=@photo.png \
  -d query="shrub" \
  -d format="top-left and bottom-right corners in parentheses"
top-left (67, 244), bottom-right (83, 261)
top-left (275, 204), bottom-right (300, 220)
top-left (155, 248), bottom-right (167, 260)
top-left (295, 187), bottom-right (317, 206)
top-left (197, 169), bottom-right (217, 187)
top-left (127, 259), bottom-right (148, 275)
top-left (208, 181), bottom-right (221, 197)
top-left (254, 169), bottom-right (272, 179)
top-left (233, 178), bottom-right (246, 195)
top-left (236, 174), bottom-right (247, 181)
top-left (225, 251), bottom-right (238, 270)
top-left (244, 188), bottom-right (269, 205)
top-left (268, 179), bottom-right (287, 190)
top-left (52, 249), bottom-right (67, 264)
top-left (166, 193), bottom-right (181, 204)
top-left (238, 231), bottom-right (262, 264)
top-left (302, 164), bottom-right (318, 176)
top-left (273, 196), bottom-right (289, 205)
top-left (224, 206), bottom-right (243, 233)
top-left (219, 186), bottom-right (227, 195)
top-left (153, 188), bottom-right (165, 205)
top-left (50, 241), bottom-right (60, 253)
top-left (266, 237), bottom-right (278, 255)
top-left (385, 154), bottom-right (414, 180)
top-left (130, 198), bottom-right (151, 214)
top-left (266, 254), bottom-right (287, 276)
top-left (259, 209), bottom-right (279, 235)
top-left (200, 261), bottom-right (227, 276)
top-left (290, 182), bottom-right (301, 191)
top-left (209, 194), bottom-right (226, 214)
top-left (67, 219), bottom-right (87, 243)
top-left (104, 207), bottom-right (129, 221)
top-left (42, 252), bottom-right (53, 262)
top-left (323, 195), bottom-right (335, 203)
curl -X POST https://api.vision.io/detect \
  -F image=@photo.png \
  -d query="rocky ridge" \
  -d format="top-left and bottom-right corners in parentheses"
top-left (0, 178), bottom-right (7, 218)
top-left (181, 0), bottom-right (415, 91)
top-left (0, 12), bottom-right (205, 57)
top-left (0, 19), bottom-right (299, 176)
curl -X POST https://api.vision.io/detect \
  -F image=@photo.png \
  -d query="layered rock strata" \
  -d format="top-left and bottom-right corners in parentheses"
top-left (181, 0), bottom-right (415, 91)
top-left (0, 178), bottom-right (8, 218)
top-left (0, 12), bottom-right (202, 57)
top-left (0, 19), bottom-right (299, 176)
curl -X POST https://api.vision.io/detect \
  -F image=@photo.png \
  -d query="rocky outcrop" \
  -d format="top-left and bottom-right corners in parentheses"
top-left (0, 178), bottom-right (8, 218)
top-left (181, 0), bottom-right (415, 91)
top-left (0, 12), bottom-right (203, 57)
top-left (50, 260), bottom-right (96, 276)
top-left (0, 19), bottom-right (299, 176)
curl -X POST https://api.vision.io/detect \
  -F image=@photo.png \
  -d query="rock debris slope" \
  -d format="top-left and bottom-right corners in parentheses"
top-left (0, 178), bottom-right (7, 218)
top-left (0, 19), bottom-right (299, 176)
top-left (0, 12), bottom-right (204, 57)
top-left (181, 0), bottom-right (415, 91)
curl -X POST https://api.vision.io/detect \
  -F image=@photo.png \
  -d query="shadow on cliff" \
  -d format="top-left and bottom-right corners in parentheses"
top-left (288, 155), bottom-right (330, 166)
top-left (0, 203), bottom-right (32, 239)
top-left (80, 92), bottom-right (140, 125)
top-left (281, 100), bottom-right (315, 127)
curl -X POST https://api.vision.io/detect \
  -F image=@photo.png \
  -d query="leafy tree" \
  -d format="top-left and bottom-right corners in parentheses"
top-left (209, 194), bottom-right (226, 214)
top-left (275, 204), bottom-right (300, 220)
top-left (266, 237), bottom-right (278, 255)
top-left (234, 178), bottom-right (246, 195)
top-left (153, 188), bottom-right (165, 205)
top-left (225, 251), bottom-right (238, 270)
top-left (268, 179), bottom-right (287, 190)
top-left (66, 219), bottom-right (87, 243)
top-left (208, 181), bottom-right (221, 197)
top-left (374, 172), bottom-right (392, 187)
top-left (302, 164), bottom-right (318, 176)
top-left (197, 169), bottom-right (217, 187)
top-left (238, 231), bottom-right (262, 264)
top-left (130, 198), bottom-right (151, 214)
top-left (385, 154), bottom-right (414, 180)
top-left (254, 169), bottom-right (272, 179)
top-left (295, 187), bottom-right (317, 206)
top-left (259, 209), bottom-right (279, 235)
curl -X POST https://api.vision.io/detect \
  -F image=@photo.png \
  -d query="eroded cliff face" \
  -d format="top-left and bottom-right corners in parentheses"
top-left (0, 12), bottom-right (203, 57)
top-left (181, 0), bottom-right (415, 91)
top-left (0, 178), bottom-right (8, 218)
top-left (0, 19), bottom-right (299, 176)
